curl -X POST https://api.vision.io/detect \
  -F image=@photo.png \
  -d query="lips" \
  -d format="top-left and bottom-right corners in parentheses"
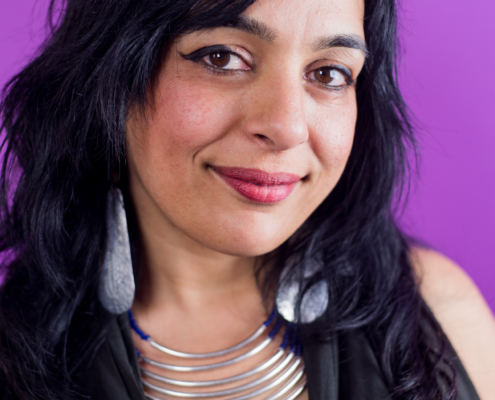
top-left (212, 166), bottom-right (302, 204)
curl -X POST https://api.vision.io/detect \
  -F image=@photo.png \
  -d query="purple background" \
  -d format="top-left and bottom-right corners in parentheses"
top-left (1, 0), bottom-right (494, 313)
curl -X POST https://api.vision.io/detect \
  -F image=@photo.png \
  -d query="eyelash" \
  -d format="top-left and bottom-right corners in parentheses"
top-left (180, 45), bottom-right (354, 91)
top-left (306, 66), bottom-right (354, 92)
top-left (180, 45), bottom-right (247, 76)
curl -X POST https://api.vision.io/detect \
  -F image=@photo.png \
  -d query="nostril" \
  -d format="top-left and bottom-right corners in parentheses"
top-left (254, 134), bottom-right (276, 146)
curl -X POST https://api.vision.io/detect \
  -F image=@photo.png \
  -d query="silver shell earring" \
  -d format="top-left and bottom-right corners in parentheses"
top-left (275, 258), bottom-right (329, 324)
top-left (98, 188), bottom-right (135, 314)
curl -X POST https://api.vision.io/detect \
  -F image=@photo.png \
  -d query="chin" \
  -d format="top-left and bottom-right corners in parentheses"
top-left (191, 222), bottom-right (292, 257)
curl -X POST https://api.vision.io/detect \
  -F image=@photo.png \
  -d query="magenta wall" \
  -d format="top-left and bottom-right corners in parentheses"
top-left (1, 0), bottom-right (494, 313)
top-left (397, 0), bottom-right (495, 313)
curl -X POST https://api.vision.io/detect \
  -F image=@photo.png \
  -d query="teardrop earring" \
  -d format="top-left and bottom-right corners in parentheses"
top-left (98, 188), bottom-right (135, 314)
top-left (275, 259), bottom-right (329, 324)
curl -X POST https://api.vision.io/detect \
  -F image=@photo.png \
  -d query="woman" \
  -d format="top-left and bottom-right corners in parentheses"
top-left (0, 0), bottom-right (494, 399)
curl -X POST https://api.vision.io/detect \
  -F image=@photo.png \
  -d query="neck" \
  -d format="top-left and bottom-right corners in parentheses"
top-left (135, 234), bottom-right (261, 313)
top-left (126, 173), bottom-right (272, 345)
top-left (131, 195), bottom-right (268, 327)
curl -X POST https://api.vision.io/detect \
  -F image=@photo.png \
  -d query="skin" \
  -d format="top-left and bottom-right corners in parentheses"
top-left (125, 0), bottom-right (495, 398)
top-left (412, 249), bottom-right (495, 399)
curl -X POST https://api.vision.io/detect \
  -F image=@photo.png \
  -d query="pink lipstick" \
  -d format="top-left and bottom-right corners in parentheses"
top-left (212, 167), bottom-right (302, 204)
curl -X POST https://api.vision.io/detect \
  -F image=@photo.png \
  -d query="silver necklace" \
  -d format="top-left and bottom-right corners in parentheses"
top-left (128, 310), bottom-right (306, 399)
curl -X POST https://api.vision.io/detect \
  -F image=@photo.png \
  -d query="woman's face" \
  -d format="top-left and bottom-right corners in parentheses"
top-left (126, 0), bottom-right (366, 257)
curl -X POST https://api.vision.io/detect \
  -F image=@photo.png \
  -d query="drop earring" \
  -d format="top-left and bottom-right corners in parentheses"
top-left (275, 258), bottom-right (329, 324)
top-left (98, 188), bottom-right (135, 314)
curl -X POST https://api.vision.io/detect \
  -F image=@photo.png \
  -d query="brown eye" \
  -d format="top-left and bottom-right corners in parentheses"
top-left (312, 67), bottom-right (347, 87)
top-left (196, 48), bottom-right (251, 71)
top-left (315, 68), bottom-right (333, 84)
top-left (208, 52), bottom-right (231, 68)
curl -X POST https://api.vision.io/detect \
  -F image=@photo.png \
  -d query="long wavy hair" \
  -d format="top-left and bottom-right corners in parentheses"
top-left (0, 0), bottom-right (457, 399)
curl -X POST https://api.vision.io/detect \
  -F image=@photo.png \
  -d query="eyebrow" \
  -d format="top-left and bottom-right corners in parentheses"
top-left (313, 34), bottom-right (368, 57)
top-left (227, 16), bottom-right (277, 43)
top-left (224, 16), bottom-right (368, 57)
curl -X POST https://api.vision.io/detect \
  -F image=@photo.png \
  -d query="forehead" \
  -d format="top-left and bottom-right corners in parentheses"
top-left (242, 0), bottom-right (365, 44)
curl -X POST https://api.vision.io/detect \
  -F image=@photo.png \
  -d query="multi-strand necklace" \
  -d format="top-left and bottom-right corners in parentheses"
top-left (128, 310), bottom-right (306, 399)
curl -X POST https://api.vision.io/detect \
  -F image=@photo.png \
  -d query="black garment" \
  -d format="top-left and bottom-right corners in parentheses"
top-left (79, 310), bottom-right (480, 400)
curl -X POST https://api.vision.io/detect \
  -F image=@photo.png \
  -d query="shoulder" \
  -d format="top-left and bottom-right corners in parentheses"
top-left (409, 247), bottom-right (495, 399)
top-left (410, 248), bottom-right (481, 306)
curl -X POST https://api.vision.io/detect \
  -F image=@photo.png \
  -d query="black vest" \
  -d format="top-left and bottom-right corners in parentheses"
top-left (77, 310), bottom-right (480, 400)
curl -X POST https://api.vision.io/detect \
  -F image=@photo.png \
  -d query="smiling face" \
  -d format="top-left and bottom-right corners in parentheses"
top-left (126, 0), bottom-right (366, 257)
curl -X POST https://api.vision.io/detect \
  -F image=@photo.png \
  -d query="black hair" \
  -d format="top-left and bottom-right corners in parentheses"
top-left (0, 0), bottom-right (457, 399)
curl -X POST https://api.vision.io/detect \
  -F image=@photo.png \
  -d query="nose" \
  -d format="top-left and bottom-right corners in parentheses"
top-left (242, 76), bottom-right (309, 151)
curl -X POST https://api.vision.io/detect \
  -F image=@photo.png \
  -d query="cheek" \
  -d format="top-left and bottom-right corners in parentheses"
top-left (311, 98), bottom-right (357, 172)
top-left (146, 76), bottom-right (239, 157)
